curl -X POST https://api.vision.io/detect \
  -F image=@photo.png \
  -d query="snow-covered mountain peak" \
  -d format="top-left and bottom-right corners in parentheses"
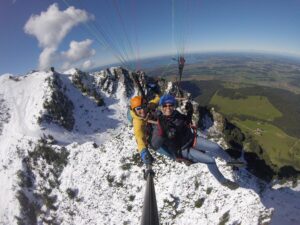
top-left (0, 68), bottom-right (299, 225)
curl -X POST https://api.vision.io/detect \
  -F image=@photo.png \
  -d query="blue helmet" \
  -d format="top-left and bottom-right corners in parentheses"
top-left (159, 94), bottom-right (176, 106)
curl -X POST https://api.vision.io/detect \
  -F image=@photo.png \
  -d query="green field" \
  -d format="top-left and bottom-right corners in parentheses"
top-left (232, 119), bottom-right (300, 171)
top-left (210, 93), bottom-right (282, 121)
top-left (209, 92), bottom-right (300, 171)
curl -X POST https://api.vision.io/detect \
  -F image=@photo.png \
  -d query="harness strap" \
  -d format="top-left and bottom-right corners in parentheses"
top-left (191, 125), bottom-right (197, 148)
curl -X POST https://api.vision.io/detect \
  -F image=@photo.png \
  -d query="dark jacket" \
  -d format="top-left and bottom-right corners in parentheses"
top-left (150, 110), bottom-right (194, 156)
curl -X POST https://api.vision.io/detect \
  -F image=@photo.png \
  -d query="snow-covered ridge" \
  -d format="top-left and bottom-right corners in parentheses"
top-left (0, 69), bottom-right (299, 225)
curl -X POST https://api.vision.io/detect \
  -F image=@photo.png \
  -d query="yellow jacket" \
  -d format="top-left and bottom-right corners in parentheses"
top-left (130, 110), bottom-right (147, 153)
top-left (131, 94), bottom-right (160, 153)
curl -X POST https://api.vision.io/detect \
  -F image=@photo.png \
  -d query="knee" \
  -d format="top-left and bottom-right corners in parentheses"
top-left (151, 136), bottom-right (164, 150)
top-left (157, 147), bottom-right (176, 160)
top-left (206, 157), bottom-right (216, 164)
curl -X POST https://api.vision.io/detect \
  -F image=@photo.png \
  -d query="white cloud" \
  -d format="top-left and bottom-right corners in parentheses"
top-left (62, 39), bottom-right (95, 62)
top-left (24, 3), bottom-right (93, 70)
top-left (61, 62), bottom-right (71, 71)
top-left (60, 39), bottom-right (96, 70)
top-left (82, 60), bottom-right (94, 70)
top-left (24, 3), bottom-right (91, 48)
top-left (39, 47), bottom-right (57, 70)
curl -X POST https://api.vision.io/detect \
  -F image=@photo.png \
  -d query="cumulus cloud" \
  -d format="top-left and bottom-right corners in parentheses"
top-left (61, 62), bottom-right (72, 71)
top-left (24, 3), bottom-right (93, 70)
top-left (62, 39), bottom-right (95, 62)
top-left (82, 60), bottom-right (95, 70)
top-left (24, 3), bottom-right (91, 48)
top-left (60, 39), bottom-right (96, 70)
top-left (39, 47), bottom-right (57, 71)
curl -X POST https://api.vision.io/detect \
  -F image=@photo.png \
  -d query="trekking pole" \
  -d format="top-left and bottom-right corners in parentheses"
top-left (140, 164), bottom-right (160, 225)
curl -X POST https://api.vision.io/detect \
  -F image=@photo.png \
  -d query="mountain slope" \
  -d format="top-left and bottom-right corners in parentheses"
top-left (0, 69), bottom-right (299, 225)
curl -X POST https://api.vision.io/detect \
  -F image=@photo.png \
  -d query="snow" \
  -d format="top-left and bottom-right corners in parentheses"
top-left (0, 72), bottom-right (50, 224)
top-left (57, 127), bottom-right (269, 225)
top-left (0, 69), bottom-right (299, 225)
top-left (63, 68), bottom-right (78, 75)
top-left (0, 73), bottom-right (14, 77)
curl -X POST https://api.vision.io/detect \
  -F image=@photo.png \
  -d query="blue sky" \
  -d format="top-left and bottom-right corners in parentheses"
top-left (1, 0), bottom-right (300, 74)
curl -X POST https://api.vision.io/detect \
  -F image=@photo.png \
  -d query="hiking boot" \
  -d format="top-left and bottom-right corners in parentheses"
top-left (222, 180), bottom-right (239, 190)
top-left (227, 160), bottom-right (245, 168)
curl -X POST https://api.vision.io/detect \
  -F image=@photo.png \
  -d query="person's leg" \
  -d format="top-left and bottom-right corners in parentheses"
top-left (181, 148), bottom-right (227, 183)
top-left (156, 147), bottom-right (176, 160)
top-left (193, 136), bottom-right (231, 161)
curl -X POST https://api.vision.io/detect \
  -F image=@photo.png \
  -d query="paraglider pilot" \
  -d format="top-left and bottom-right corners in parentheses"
top-left (150, 94), bottom-right (241, 190)
top-left (178, 56), bottom-right (185, 82)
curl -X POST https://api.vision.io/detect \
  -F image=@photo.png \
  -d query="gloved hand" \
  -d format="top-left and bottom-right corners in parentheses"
top-left (185, 101), bottom-right (194, 114)
top-left (140, 148), bottom-right (153, 165)
top-left (147, 83), bottom-right (160, 94)
top-left (185, 101), bottom-right (193, 124)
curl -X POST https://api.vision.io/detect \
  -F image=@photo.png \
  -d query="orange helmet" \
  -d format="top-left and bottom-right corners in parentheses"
top-left (130, 96), bottom-right (143, 109)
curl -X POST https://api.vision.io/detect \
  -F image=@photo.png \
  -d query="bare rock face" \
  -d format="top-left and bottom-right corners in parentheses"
top-left (0, 96), bottom-right (11, 135)
top-left (39, 74), bottom-right (75, 131)
top-left (72, 69), bottom-right (105, 106)
top-left (210, 107), bottom-right (226, 132)
top-left (93, 67), bottom-right (135, 98)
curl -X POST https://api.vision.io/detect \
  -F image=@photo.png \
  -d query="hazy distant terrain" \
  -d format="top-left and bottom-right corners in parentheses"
top-left (146, 52), bottom-right (300, 94)
top-left (147, 52), bottom-right (300, 173)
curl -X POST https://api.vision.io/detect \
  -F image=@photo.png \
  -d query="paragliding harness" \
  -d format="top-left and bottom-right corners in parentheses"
top-left (156, 107), bottom-right (196, 159)
top-left (178, 124), bottom-right (197, 156)
top-left (154, 118), bottom-right (197, 167)
top-left (191, 125), bottom-right (197, 147)
top-left (178, 56), bottom-right (185, 83)
top-left (178, 100), bottom-right (197, 154)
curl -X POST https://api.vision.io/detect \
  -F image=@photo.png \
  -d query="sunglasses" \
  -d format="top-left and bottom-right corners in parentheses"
top-left (135, 105), bottom-right (146, 111)
top-left (162, 104), bottom-right (174, 108)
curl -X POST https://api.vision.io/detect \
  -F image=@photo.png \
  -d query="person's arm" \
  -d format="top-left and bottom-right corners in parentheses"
top-left (147, 94), bottom-right (160, 111)
top-left (132, 119), bottom-right (147, 153)
top-left (149, 94), bottom-right (160, 105)
top-left (132, 117), bottom-right (153, 165)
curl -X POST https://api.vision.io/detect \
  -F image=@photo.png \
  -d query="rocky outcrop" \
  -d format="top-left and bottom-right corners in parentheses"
top-left (93, 67), bottom-right (135, 98)
top-left (0, 96), bottom-right (10, 135)
top-left (16, 138), bottom-right (69, 225)
top-left (72, 69), bottom-right (105, 106)
top-left (210, 107), bottom-right (226, 132)
top-left (38, 73), bottom-right (75, 131)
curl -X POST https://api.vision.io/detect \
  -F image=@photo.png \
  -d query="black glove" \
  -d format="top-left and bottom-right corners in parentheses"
top-left (185, 101), bottom-right (193, 124)
top-left (185, 101), bottom-right (194, 114)
top-left (147, 83), bottom-right (160, 94)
